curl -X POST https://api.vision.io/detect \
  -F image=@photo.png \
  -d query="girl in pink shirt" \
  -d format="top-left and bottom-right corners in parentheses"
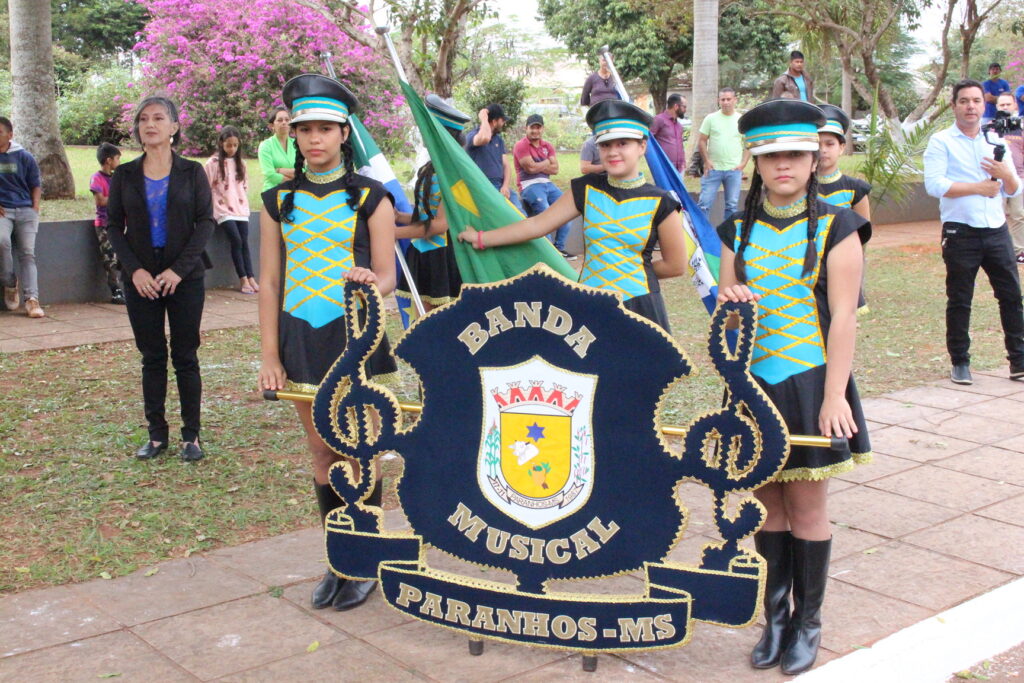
top-left (204, 126), bottom-right (257, 293)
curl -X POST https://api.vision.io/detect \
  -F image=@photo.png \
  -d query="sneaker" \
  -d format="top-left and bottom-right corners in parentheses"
top-left (1011, 364), bottom-right (1024, 381)
top-left (4, 286), bottom-right (18, 311)
top-left (951, 363), bottom-right (972, 385)
top-left (559, 249), bottom-right (578, 261)
top-left (110, 289), bottom-right (126, 305)
top-left (25, 298), bottom-right (44, 318)
top-left (1017, 251), bottom-right (1024, 264)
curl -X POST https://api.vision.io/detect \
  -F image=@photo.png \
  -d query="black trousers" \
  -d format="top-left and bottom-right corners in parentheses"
top-left (124, 276), bottom-right (205, 443)
top-left (220, 219), bottom-right (254, 279)
top-left (942, 222), bottom-right (1024, 367)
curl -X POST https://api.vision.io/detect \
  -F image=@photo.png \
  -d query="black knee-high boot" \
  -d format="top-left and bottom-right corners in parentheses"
top-left (780, 537), bottom-right (831, 675)
top-left (311, 481), bottom-right (346, 609)
top-left (750, 530), bottom-right (793, 668)
top-left (333, 478), bottom-right (382, 611)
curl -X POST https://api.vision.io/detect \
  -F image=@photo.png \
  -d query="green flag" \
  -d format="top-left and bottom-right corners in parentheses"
top-left (399, 81), bottom-right (578, 283)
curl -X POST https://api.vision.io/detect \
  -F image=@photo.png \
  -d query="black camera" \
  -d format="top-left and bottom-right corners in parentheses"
top-left (983, 110), bottom-right (1023, 136)
top-left (982, 111), bottom-right (1023, 163)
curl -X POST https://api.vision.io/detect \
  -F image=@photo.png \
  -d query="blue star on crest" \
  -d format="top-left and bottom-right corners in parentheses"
top-left (526, 422), bottom-right (545, 442)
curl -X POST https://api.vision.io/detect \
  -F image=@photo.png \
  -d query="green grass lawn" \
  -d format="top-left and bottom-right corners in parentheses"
top-left (0, 237), bottom-right (1011, 593)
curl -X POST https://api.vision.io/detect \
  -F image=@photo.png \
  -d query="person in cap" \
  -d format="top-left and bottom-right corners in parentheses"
top-left (465, 103), bottom-right (524, 212)
top-left (459, 99), bottom-right (688, 330)
top-left (817, 104), bottom-right (871, 313)
top-left (816, 105), bottom-right (870, 218)
top-left (514, 113), bottom-right (575, 257)
top-left (393, 94), bottom-right (470, 314)
top-left (257, 73), bottom-right (398, 613)
top-left (715, 98), bottom-right (872, 675)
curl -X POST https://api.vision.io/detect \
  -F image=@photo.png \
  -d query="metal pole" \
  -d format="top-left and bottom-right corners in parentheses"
top-left (598, 45), bottom-right (630, 103)
top-left (322, 49), bottom-right (426, 319)
top-left (375, 26), bottom-right (409, 84)
top-left (262, 390), bottom-right (846, 450)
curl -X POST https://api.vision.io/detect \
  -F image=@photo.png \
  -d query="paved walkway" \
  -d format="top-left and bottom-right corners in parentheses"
top-left (4, 219), bottom-right (1022, 681)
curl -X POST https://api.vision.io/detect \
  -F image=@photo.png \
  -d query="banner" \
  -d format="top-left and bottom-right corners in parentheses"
top-left (310, 267), bottom-right (790, 654)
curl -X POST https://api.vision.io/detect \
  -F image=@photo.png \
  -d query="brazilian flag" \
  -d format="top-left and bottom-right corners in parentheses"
top-left (399, 81), bottom-right (578, 283)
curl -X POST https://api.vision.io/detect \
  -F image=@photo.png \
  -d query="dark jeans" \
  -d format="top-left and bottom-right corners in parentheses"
top-left (220, 219), bottom-right (254, 278)
top-left (941, 222), bottom-right (1024, 367)
top-left (124, 276), bottom-right (205, 443)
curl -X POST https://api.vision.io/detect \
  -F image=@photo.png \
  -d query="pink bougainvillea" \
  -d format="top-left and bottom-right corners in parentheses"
top-left (132, 0), bottom-right (408, 155)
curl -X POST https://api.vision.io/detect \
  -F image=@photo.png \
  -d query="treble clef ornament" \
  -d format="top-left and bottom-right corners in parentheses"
top-left (680, 301), bottom-right (789, 569)
top-left (312, 281), bottom-right (403, 534)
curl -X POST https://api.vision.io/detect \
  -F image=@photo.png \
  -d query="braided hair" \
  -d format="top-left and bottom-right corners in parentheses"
top-left (733, 152), bottom-right (821, 283)
top-left (410, 126), bottom-right (464, 234)
top-left (733, 170), bottom-right (763, 284)
top-left (279, 123), bottom-right (361, 223)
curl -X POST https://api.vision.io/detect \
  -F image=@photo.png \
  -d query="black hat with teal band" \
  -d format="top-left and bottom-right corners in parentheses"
top-left (282, 74), bottom-right (359, 126)
top-left (738, 99), bottom-right (825, 156)
top-left (818, 104), bottom-right (850, 142)
top-left (425, 94), bottom-right (471, 131)
top-left (586, 99), bottom-right (653, 143)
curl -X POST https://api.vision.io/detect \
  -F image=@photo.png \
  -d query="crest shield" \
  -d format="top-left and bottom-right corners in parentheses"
top-left (479, 356), bottom-right (596, 529)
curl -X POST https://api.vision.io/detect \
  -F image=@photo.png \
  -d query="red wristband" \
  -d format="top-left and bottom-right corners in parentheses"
top-left (476, 230), bottom-right (484, 250)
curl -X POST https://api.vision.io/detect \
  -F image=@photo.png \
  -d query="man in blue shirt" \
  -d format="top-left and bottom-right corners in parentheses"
top-left (924, 79), bottom-right (1024, 385)
top-left (0, 116), bottom-right (43, 318)
top-left (465, 103), bottom-right (523, 212)
top-left (770, 51), bottom-right (814, 102)
top-left (1015, 83), bottom-right (1024, 116)
top-left (982, 63), bottom-right (1010, 124)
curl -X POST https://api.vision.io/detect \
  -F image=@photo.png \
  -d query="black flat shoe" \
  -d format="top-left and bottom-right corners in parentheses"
top-left (135, 441), bottom-right (167, 460)
top-left (311, 570), bottom-right (346, 609)
top-left (180, 442), bottom-right (204, 462)
top-left (333, 579), bottom-right (377, 611)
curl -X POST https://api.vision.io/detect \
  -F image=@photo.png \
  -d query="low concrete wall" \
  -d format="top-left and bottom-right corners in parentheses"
top-left (29, 182), bottom-right (940, 304)
top-left (32, 212), bottom-right (261, 305)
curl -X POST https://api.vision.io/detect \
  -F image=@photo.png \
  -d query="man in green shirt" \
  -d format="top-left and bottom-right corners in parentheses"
top-left (257, 106), bottom-right (297, 191)
top-left (696, 87), bottom-right (749, 219)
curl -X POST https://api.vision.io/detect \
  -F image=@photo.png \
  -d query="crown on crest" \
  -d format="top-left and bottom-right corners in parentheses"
top-left (491, 381), bottom-right (581, 415)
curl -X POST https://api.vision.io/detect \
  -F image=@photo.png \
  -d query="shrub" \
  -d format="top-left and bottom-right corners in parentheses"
top-left (132, 0), bottom-right (407, 156)
top-left (459, 74), bottom-right (528, 128)
top-left (58, 67), bottom-right (135, 146)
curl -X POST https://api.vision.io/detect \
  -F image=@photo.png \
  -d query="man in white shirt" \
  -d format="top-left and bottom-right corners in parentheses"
top-left (924, 79), bottom-right (1024, 385)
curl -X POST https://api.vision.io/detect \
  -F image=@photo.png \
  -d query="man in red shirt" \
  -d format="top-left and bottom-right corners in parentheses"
top-left (650, 94), bottom-right (687, 173)
top-left (514, 114), bottom-right (575, 258)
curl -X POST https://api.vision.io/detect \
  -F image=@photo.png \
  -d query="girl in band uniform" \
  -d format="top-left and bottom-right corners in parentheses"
top-left (257, 74), bottom-right (396, 612)
top-left (716, 99), bottom-right (872, 675)
top-left (459, 99), bottom-right (687, 332)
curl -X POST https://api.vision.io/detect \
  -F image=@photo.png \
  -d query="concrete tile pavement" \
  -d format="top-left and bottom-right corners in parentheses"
top-left (0, 289), bottom-right (260, 353)
top-left (1, 370), bottom-right (1023, 681)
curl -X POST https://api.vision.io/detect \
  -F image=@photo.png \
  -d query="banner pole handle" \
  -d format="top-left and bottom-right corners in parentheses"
top-left (323, 49), bottom-right (426, 319)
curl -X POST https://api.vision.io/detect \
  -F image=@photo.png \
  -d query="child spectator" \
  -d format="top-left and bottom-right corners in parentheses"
top-left (205, 126), bottom-right (257, 293)
top-left (90, 142), bottom-right (125, 304)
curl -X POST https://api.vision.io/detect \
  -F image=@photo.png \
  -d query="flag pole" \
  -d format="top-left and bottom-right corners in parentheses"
top-left (323, 49), bottom-right (426, 319)
top-left (598, 46), bottom-right (630, 103)
top-left (375, 26), bottom-right (409, 84)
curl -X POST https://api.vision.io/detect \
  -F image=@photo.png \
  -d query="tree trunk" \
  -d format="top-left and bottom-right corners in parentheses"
top-left (691, 0), bottom-right (720, 147)
top-left (8, 0), bottom-right (74, 199)
top-left (841, 61), bottom-right (853, 155)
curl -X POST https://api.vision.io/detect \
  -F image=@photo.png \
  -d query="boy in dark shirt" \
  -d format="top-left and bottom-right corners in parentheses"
top-left (90, 143), bottom-right (125, 304)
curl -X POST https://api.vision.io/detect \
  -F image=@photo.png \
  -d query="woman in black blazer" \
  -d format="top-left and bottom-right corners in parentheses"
top-left (107, 95), bottom-right (215, 462)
